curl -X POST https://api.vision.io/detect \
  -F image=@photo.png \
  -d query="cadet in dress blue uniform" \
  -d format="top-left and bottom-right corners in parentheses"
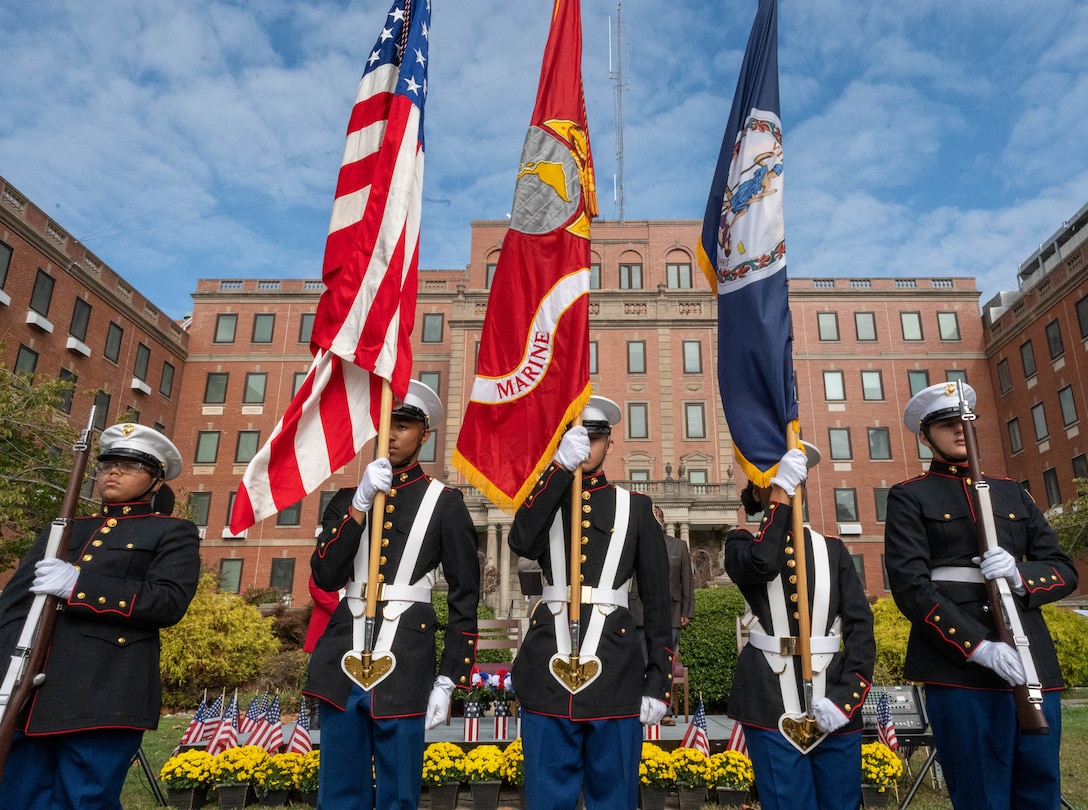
top-left (885, 382), bottom-right (1078, 810)
top-left (0, 423), bottom-right (201, 810)
top-left (303, 381), bottom-right (479, 810)
top-left (725, 444), bottom-right (875, 810)
top-left (508, 396), bottom-right (672, 810)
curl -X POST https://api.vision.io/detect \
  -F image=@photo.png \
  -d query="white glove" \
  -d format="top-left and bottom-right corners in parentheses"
top-left (425, 675), bottom-right (456, 730)
top-left (973, 548), bottom-right (1025, 594)
top-left (769, 449), bottom-right (808, 496)
top-left (554, 426), bottom-right (591, 471)
top-left (352, 458), bottom-right (392, 513)
top-left (812, 697), bottom-right (849, 733)
top-left (639, 696), bottom-right (668, 726)
top-left (30, 558), bottom-right (79, 599)
top-left (970, 639), bottom-right (1027, 686)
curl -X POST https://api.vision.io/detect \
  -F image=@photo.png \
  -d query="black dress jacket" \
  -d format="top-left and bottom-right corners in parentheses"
top-left (508, 464), bottom-right (672, 720)
top-left (303, 463), bottom-right (480, 717)
top-left (885, 461), bottom-right (1078, 689)
top-left (0, 500), bottom-right (201, 734)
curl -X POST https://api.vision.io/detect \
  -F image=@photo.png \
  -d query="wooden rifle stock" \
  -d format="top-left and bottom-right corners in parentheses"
top-left (0, 408), bottom-right (97, 775)
top-left (958, 389), bottom-right (1049, 735)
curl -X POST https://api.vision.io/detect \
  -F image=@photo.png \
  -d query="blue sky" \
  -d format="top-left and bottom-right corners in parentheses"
top-left (2, 0), bottom-right (1086, 320)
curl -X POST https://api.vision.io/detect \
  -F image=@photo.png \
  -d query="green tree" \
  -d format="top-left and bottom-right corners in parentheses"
top-left (0, 365), bottom-right (83, 571)
top-left (683, 585), bottom-right (747, 710)
top-left (1047, 478), bottom-right (1088, 560)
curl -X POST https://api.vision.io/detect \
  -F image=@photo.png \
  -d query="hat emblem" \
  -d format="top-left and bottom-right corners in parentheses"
top-left (944, 382), bottom-right (956, 396)
top-left (120, 424), bottom-right (136, 436)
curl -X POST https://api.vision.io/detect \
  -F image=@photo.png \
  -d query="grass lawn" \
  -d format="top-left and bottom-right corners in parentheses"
top-left (124, 705), bottom-right (1088, 809)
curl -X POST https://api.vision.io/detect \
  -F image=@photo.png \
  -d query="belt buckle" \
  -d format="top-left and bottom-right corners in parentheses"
top-left (779, 636), bottom-right (798, 656)
top-left (580, 585), bottom-right (594, 604)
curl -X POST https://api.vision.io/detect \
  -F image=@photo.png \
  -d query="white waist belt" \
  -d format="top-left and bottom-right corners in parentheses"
top-left (931, 566), bottom-right (985, 584)
top-left (748, 630), bottom-right (841, 656)
top-left (541, 584), bottom-right (629, 608)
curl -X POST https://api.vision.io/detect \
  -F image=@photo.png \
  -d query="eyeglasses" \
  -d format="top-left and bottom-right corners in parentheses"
top-left (95, 459), bottom-right (151, 476)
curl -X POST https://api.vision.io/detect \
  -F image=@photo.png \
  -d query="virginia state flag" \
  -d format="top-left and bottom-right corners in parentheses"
top-left (696, 0), bottom-right (798, 487)
top-left (454, 0), bottom-right (597, 512)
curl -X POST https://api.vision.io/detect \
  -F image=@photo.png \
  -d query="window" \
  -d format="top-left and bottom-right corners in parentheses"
top-left (270, 558), bottom-right (296, 593)
top-left (1020, 340), bottom-right (1036, 378)
top-left (688, 470), bottom-right (708, 489)
top-left (419, 371), bottom-right (441, 396)
top-left (485, 263), bottom-right (497, 289)
top-left (422, 313), bottom-right (444, 343)
top-left (298, 313), bottom-right (315, 344)
top-left (834, 488), bottom-right (859, 521)
top-left (946, 369), bottom-right (968, 386)
top-left (997, 359), bottom-right (1012, 394)
top-left (874, 488), bottom-right (890, 522)
top-left (251, 313), bottom-right (275, 344)
top-left (627, 403), bottom-right (648, 439)
top-left (277, 501), bottom-right (302, 526)
top-left (219, 559), bottom-right (243, 593)
top-left (160, 362), bottom-right (175, 398)
top-left (195, 431), bottom-right (220, 464)
top-left (590, 263), bottom-right (601, 290)
top-left (14, 345), bottom-right (38, 374)
top-left (133, 343), bottom-right (151, 381)
top-left (92, 390), bottom-right (110, 430)
top-left (907, 370), bottom-right (930, 396)
top-left (1031, 403), bottom-right (1048, 442)
top-left (1072, 454), bottom-right (1088, 481)
top-left (627, 341), bottom-right (646, 374)
top-left (685, 403), bottom-right (706, 439)
top-left (235, 431), bottom-right (260, 464)
top-left (30, 270), bottom-right (55, 317)
top-left (823, 370), bottom-right (845, 401)
top-left (292, 371), bottom-right (307, 397)
top-left (226, 491), bottom-right (237, 524)
top-left (204, 373), bottom-right (229, 404)
top-left (1059, 385), bottom-right (1078, 426)
top-left (243, 372), bottom-right (267, 405)
top-left (855, 312), bottom-right (877, 341)
top-left (629, 470), bottom-right (650, 492)
top-left (828, 428), bottom-right (852, 460)
top-left (1044, 320), bottom-right (1064, 360)
top-left (851, 554), bottom-right (865, 583)
top-left (419, 430), bottom-right (437, 463)
top-left (861, 370), bottom-right (884, 401)
top-left (817, 312), bottom-right (839, 341)
top-left (69, 298), bottom-right (92, 341)
top-left (214, 314), bottom-right (238, 344)
top-left (682, 341), bottom-right (702, 373)
top-left (868, 427), bottom-right (891, 460)
top-left (619, 263), bottom-right (643, 289)
top-left (58, 368), bottom-right (76, 414)
top-left (319, 490), bottom-right (339, 519)
top-left (1007, 418), bottom-right (1023, 454)
top-left (0, 241), bottom-right (10, 288)
top-left (937, 312), bottom-right (960, 341)
top-left (1078, 294), bottom-right (1088, 339)
top-left (189, 492), bottom-right (212, 526)
top-left (917, 436), bottom-right (932, 460)
top-left (666, 262), bottom-right (693, 289)
top-left (589, 342), bottom-right (598, 375)
top-left (900, 312), bottom-right (923, 341)
top-left (104, 322), bottom-right (124, 363)
top-left (1043, 468), bottom-right (1062, 508)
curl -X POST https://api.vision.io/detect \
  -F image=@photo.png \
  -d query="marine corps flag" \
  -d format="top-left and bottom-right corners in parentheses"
top-left (695, 0), bottom-right (798, 486)
top-left (454, 0), bottom-right (597, 512)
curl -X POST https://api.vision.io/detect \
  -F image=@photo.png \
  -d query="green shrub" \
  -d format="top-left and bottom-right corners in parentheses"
top-left (682, 586), bottom-right (747, 711)
top-left (871, 597), bottom-right (911, 685)
top-left (432, 594), bottom-right (499, 669)
top-left (160, 571), bottom-right (280, 707)
top-left (1042, 604), bottom-right (1088, 688)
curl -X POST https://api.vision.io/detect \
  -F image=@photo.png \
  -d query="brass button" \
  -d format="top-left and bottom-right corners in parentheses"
top-left (460, 676), bottom-right (467, 683)
top-left (665, 691), bottom-right (671, 699)
top-left (389, 489), bottom-right (397, 498)
top-left (82, 554), bottom-right (93, 562)
top-left (399, 474), bottom-right (409, 482)
top-left (793, 612), bottom-right (799, 619)
top-left (100, 527), bottom-right (111, 535)
top-left (933, 615), bottom-right (940, 622)
top-left (386, 505), bottom-right (395, 513)
top-left (468, 639), bottom-right (475, 646)
top-left (77, 592), bottom-right (86, 599)
top-left (789, 575), bottom-right (797, 584)
top-left (92, 540), bottom-right (103, 547)
top-left (464, 658), bottom-right (471, 664)
top-left (620, 628), bottom-right (626, 635)
top-left (118, 637), bottom-right (126, 644)
top-left (420, 623), bottom-right (426, 629)
top-left (1008, 513), bottom-right (1015, 519)
top-left (581, 537), bottom-right (588, 545)
top-left (964, 641), bottom-right (972, 649)
top-left (582, 492), bottom-right (590, 500)
top-left (383, 521), bottom-right (392, 529)
top-left (379, 556), bottom-right (387, 565)
top-left (786, 560), bottom-right (796, 568)
top-left (580, 554), bottom-right (587, 563)
top-left (381, 539), bottom-right (389, 547)
top-left (853, 692), bottom-right (860, 699)
top-left (590, 477), bottom-right (599, 486)
top-left (98, 597), bottom-right (107, 604)
top-left (944, 513), bottom-right (951, 519)
top-left (377, 574), bottom-right (385, 583)
top-left (582, 520), bottom-right (590, 528)
top-left (106, 518), bottom-right (118, 527)
top-left (119, 601), bottom-right (127, 608)
top-left (790, 594), bottom-right (798, 602)
top-left (948, 628), bottom-right (956, 635)
top-left (784, 546), bottom-right (793, 555)
top-left (126, 544), bottom-right (134, 549)
top-left (122, 506), bottom-right (131, 515)
top-left (579, 574), bottom-right (584, 583)
top-left (582, 505), bottom-right (591, 513)
top-left (844, 704), bottom-right (851, 711)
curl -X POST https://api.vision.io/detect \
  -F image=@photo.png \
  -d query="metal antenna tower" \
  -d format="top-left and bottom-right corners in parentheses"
top-left (609, 3), bottom-right (629, 223)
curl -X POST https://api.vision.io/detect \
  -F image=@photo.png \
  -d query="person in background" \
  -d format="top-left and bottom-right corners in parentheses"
top-left (303, 381), bottom-right (480, 810)
top-left (0, 423), bottom-right (201, 809)
top-left (885, 382), bottom-right (1078, 809)
top-left (725, 443), bottom-right (875, 810)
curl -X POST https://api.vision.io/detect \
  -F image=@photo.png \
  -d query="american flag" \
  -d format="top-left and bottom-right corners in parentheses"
top-left (463, 699), bottom-right (481, 743)
top-left (249, 695), bottom-right (285, 753)
top-left (726, 721), bottom-right (748, 756)
top-left (230, 0), bottom-right (429, 533)
top-left (205, 694), bottom-right (239, 756)
top-left (239, 693), bottom-right (264, 737)
top-left (200, 693), bottom-right (225, 742)
top-left (876, 691), bottom-right (899, 751)
top-left (680, 699), bottom-right (711, 757)
top-left (177, 696), bottom-right (209, 748)
top-left (285, 698), bottom-right (313, 755)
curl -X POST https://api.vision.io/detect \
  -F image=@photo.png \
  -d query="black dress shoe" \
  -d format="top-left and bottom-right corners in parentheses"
top-left (661, 717), bottom-right (676, 726)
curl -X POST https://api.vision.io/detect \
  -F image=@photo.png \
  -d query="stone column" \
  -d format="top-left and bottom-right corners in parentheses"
top-left (497, 522), bottom-right (512, 618)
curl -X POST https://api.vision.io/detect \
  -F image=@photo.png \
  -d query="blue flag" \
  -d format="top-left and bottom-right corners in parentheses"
top-left (696, 0), bottom-right (798, 486)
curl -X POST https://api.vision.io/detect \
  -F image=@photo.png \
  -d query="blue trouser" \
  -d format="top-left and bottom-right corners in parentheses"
top-left (743, 724), bottom-right (862, 810)
top-left (925, 685), bottom-right (1062, 810)
top-left (521, 710), bottom-right (642, 810)
top-left (0, 728), bottom-right (143, 810)
top-left (316, 685), bottom-right (426, 810)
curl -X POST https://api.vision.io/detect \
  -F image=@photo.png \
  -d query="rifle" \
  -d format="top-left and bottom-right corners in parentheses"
top-left (0, 407), bottom-right (97, 775)
top-left (957, 384), bottom-right (1049, 735)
